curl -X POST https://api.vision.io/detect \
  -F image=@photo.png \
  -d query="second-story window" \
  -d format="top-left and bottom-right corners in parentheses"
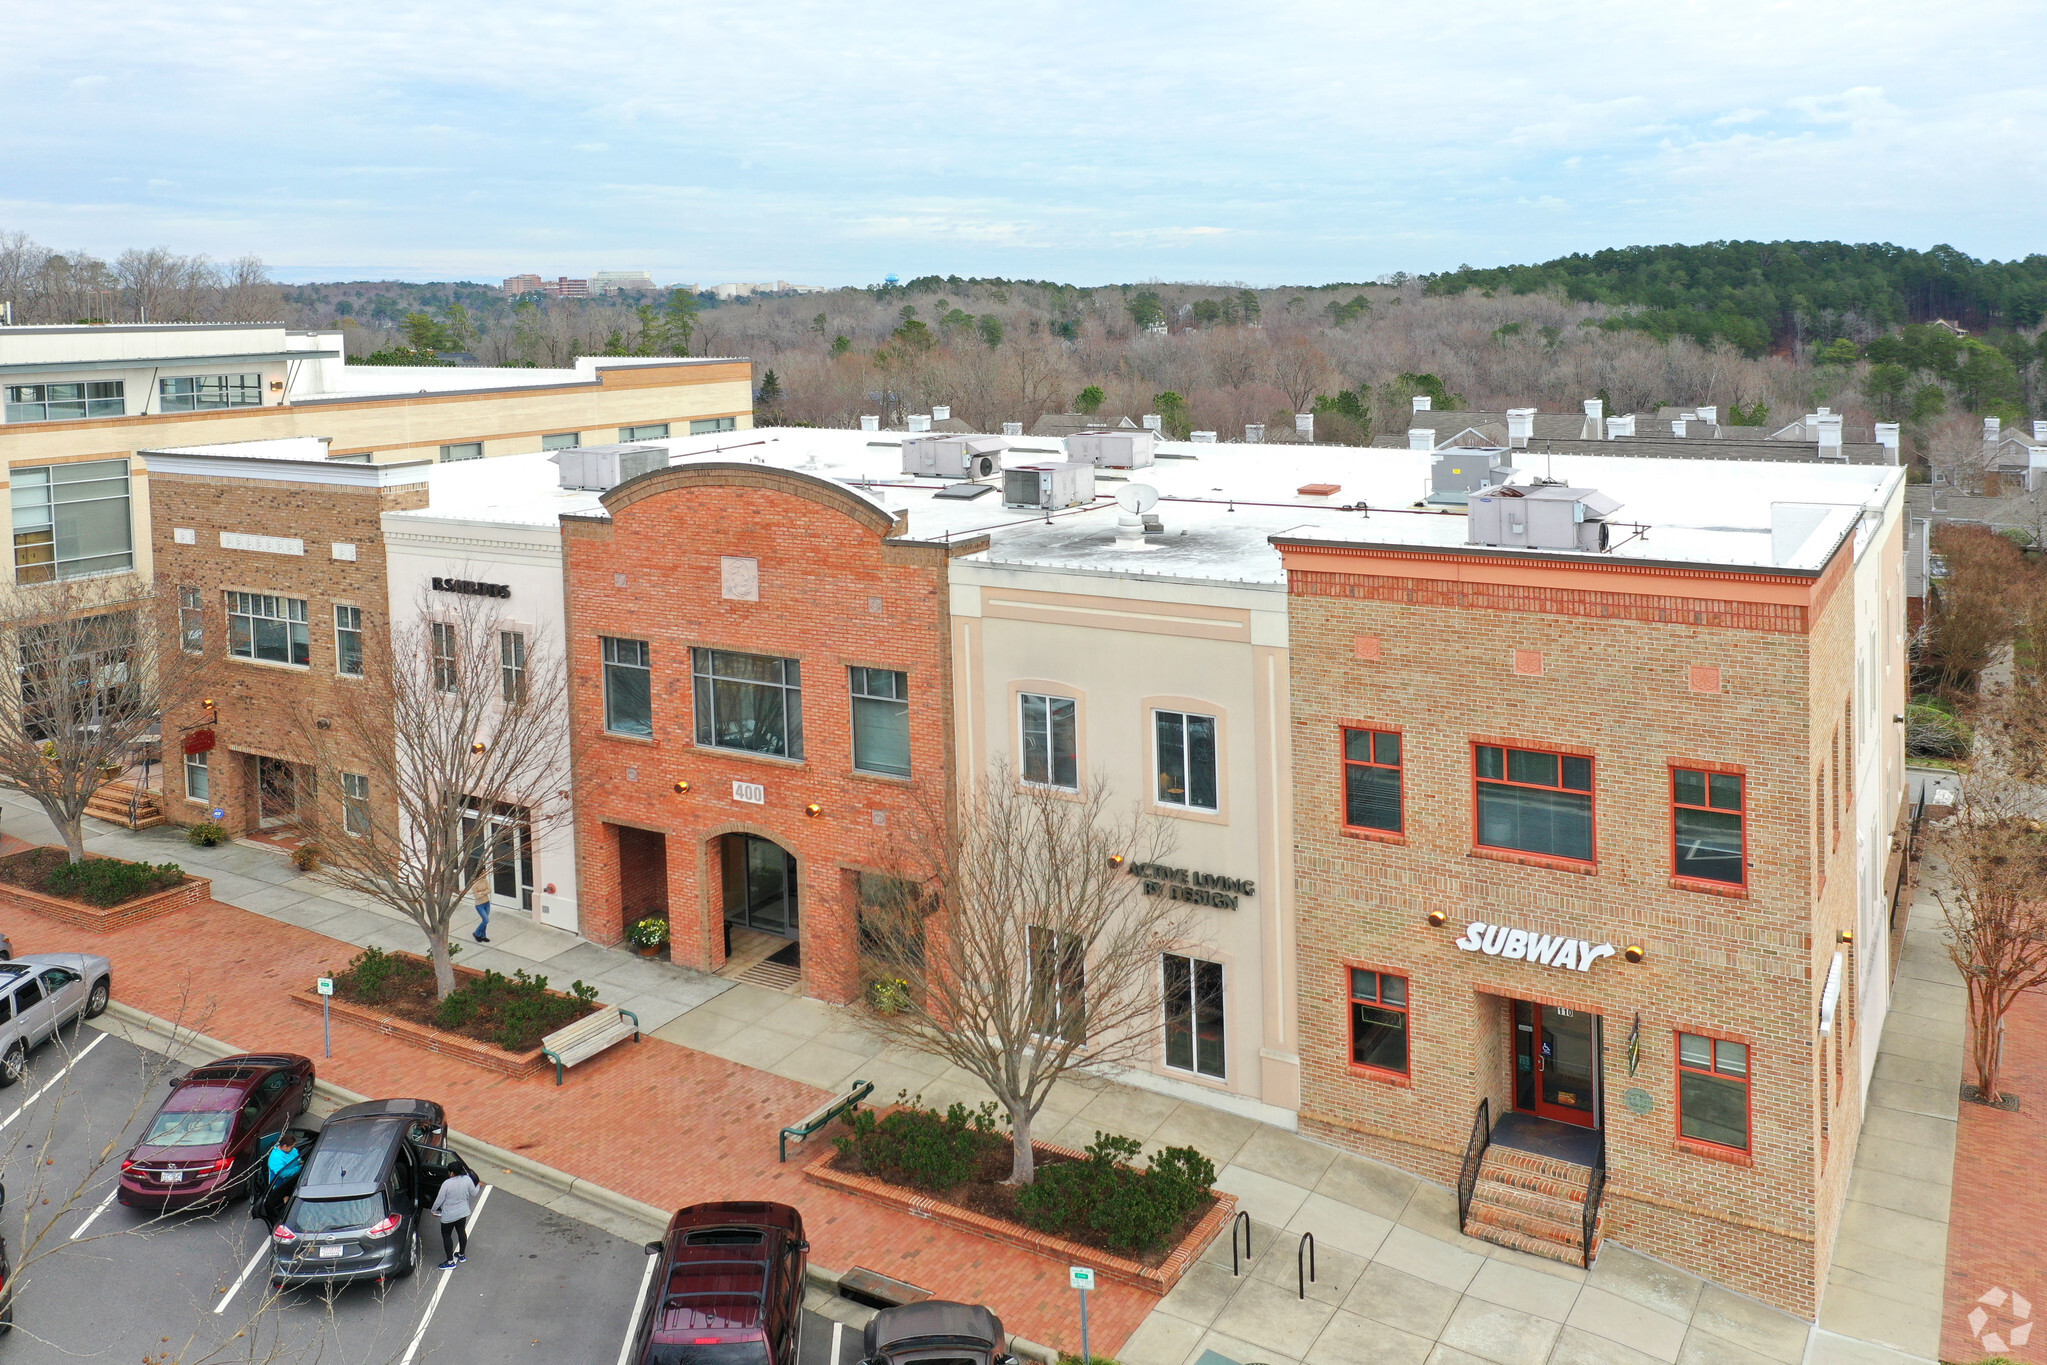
top-left (12, 460), bottom-right (133, 583)
top-left (226, 593), bottom-right (309, 666)
top-left (693, 649), bottom-right (803, 759)
top-left (1475, 744), bottom-right (1595, 863)
top-left (159, 374), bottom-right (262, 411)
top-left (430, 622), bottom-right (458, 693)
top-left (1155, 709), bottom-right (1217, 810)
top-left (5, 380), bottom-right (125, 422)
top-left (501, 631), bottom-right (527, 704)
top-left (602, 637), bottom-right (652, 737)
top-left (1673, 768), bottom-right (1745, 885)
top-left (850, 667), bottom-right (909, 776)
top-left (334, 605), bottom-right (364, 677)
top-left (1343, 728), bottom-right (1403, 833)
top-left (1019, 693), bottom-right (1078, 789)
top-left (178, 587), bottom-right (205, 654)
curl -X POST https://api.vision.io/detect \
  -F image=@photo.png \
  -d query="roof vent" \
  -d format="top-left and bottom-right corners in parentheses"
top-left (1467, 484), bottom-right (1622, 552)
top-left (551, 443), bottom-right (667, 491)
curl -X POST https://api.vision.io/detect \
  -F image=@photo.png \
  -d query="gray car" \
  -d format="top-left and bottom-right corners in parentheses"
top-left (0, 952), bottom-right (113, 1086)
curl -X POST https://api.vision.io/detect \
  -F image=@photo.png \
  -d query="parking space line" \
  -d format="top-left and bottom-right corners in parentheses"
top-left (0, 1031), bottom-right (108, 1131)
top-left (832, 1319), bottom-right (844, 1365)
top-left (398, 1183), bottom-right (493, 1365)
top-left (213, 1240), bottom-right (270, 1315)
top-left (69, 1187), bottom-right (119, 1240)
top-left (614, 1245), bottom-right (661, 1365)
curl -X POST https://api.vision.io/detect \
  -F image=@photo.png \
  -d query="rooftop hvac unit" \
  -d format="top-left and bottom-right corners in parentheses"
top-left (1427, 451), bottom-right (1515, 506)
top-left (901, 435), bottom-right (1006, 479)
top-left (1003, 461), bottom-right (1096, 510)
top-left (1065, 430), bottom-right (1156, 469)
top-left (1467, 484), bottom-right (1622, 552)
top-left (550, 443), bottom-right (668, 491)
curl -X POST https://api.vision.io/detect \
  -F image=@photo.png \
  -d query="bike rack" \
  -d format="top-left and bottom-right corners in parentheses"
top-left (1297, 1231), bottom-right (1316, 1300)
top-left (1230, 1210), bottom-right (1252, 1275)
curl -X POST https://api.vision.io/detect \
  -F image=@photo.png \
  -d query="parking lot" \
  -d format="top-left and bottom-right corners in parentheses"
top-left (4, 1024), bottom-right (849, 1364)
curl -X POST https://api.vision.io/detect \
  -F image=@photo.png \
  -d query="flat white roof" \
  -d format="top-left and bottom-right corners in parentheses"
top-left (295, 354), bottom-right (744, 403)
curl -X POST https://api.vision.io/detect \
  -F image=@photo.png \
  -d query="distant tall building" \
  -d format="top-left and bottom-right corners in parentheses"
top-left (591, 270), bottom-right (656, 295)
top-left (502, 274), bottom-right (544, 296)
top-left (544, 277), bottom-right (590, 299)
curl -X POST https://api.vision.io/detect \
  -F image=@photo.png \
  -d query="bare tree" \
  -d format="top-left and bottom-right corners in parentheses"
top-left (856, 771), bottom-right (1184, 1184)
top-left (0, 579), bottom-right (199, 861)
top-left (1936, 768), bottom-right (2047, 1104)
top-left (1920, 414), bottom-right (2002, 493)
top-left (287, 591), bottom-right (569, 998)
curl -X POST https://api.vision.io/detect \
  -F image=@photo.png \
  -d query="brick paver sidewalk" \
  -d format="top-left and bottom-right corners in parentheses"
top-left (1943, 982), bottom-right (2047, 1364)
top-left (10, 886), bottom-right (1148, 1355)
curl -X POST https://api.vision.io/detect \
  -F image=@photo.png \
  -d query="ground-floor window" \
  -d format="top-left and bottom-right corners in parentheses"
top-left (690, 417), bottom-right (737, 435)
top-left (1162, 953), bottom-right (1225, 1078)
top-left (1349, 969), bottom-right (1409, 1075)
top-left (620, 423), bottom-right (670, 441)
top-left (341, 773), bottom-right (371, 836)
top-left (1677, 1032), bottom-right (1750, 1152)
top-left (1028, 926), bottom-right (1086, 1044)
top-left (183, 748), bottom-right (210, 803)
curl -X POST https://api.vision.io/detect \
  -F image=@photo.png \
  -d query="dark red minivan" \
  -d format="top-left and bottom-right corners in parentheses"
top-left (118, 1054), bottom-right (315, 1211)
top-left (629, 1202), bottom-right (808, 1365)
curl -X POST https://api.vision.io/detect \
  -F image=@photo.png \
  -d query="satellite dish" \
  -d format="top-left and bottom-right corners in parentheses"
top-left (1116, 483), bottom-right (1159, 515)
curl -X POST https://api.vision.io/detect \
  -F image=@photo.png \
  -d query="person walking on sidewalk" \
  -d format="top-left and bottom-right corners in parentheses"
top-left (431, 1162), bottom-right (482, 1269)
top-left (469, 872), bottom-right (493, 944)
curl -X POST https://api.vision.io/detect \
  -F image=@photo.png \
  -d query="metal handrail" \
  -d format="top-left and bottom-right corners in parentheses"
top-left (1581, 1129), bottom-right (1607, 1269)
top-left (1230, 1209), bottom-right (1251, 1275)
top-left (1891, 787), bottom-right (1928, 936)
top-left (1455, 1097), bottom-right (1491, 1234)
top-left (1297, 1231), bottom-right (1315, 1300)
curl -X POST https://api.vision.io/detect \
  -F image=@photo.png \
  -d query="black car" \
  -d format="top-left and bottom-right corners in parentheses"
top-left (267, 1098), bottom-right (464, 1289)
top-left (862, 1302), bottom-right (1014, 1365)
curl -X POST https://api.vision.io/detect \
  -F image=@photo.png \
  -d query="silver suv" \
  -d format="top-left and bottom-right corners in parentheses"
top-left (0, 953), bottom-right (113, 1085)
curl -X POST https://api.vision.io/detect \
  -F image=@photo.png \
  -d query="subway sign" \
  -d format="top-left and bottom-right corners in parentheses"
top-left (1456, 920), bottom-right (1616, 973)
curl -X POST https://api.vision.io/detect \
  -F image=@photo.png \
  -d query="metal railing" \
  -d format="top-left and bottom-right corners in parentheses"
top-left (1890, 787), bottom-right (1928, 938)
top-left (1581, 1129), bottom-right (1608, 1269)
top-left (1296, 1231), bottom-right (1316, 1300)
top-left (1455, 1097), bottom-right (1491, 1234)
top-left (1229, 1209), bottom-right (1251, 1276)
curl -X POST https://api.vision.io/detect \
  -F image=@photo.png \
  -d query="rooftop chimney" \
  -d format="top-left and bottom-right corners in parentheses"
top-left (1583, 398), bottom-right (1604, 439)
top-left (1985, 416), bottom-right (2002, 444)
top-left (931, 404), bottom-right (951, 421)
top-left (860, 415), bottom-right (880, 432)
top-left (1408, 428), bottom-right (1437, 452)
top-left (907, 414), bottom-right (932, 433)
top-left (1816, 411), bottom-right (1844, 457)
top-left (1506, 408), bottom-right (1535, 449)
top-left (1190, 430), bottom-right (1217, 443)
top-left (1002, 421), bottom-right (1023, 436)
top-left (1671, 420), bottom-right (1687, 438)
top-left (1412, 395), bottom-right (1433, 413)
top-left (1245, 423), bottom-right (1265, 444)
top-left (2033, 421), bottom-right (2047, 443)
top-left (1695, 405), bottom-right (1717, 424)
top-left (1142, 413), bottom-right (1163, 433)
top-left (1296, 413), bottom-right (1315, 441)
top-left (1874, 423), bottom-right (1901, 461)
top-left (1605, 414), bottom-right (1636, 439)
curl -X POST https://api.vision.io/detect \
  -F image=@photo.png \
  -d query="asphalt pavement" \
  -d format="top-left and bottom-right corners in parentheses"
top-left (0, 1024), bottom-right (849, 1365)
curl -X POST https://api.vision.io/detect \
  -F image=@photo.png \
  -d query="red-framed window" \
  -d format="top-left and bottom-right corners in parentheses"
top-left (1348, 968), bottom-right (1409, 1075)
top-left (1342, 728), bottom-right (1402, 833)
top-left (1672, 768), bottom-right (1745, 886)
top-left (1474, 744), bottom-right (1594, 863)
top-left (1676, 1032), bottom-right (1751, 1153)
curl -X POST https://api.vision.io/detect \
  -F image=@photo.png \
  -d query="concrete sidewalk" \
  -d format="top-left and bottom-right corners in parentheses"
top-left (37, 794), bottom-right (1963, 1365)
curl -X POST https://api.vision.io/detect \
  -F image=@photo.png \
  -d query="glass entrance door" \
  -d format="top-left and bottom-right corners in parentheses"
top-left (1514, 1001), bottom-right (1600, 1129)
top-left (256, 757), bottom-right (300, 829)
top-left (723, 834), bottom-right (798, 938)
top-left (464, 803), bottom-right (534, 914)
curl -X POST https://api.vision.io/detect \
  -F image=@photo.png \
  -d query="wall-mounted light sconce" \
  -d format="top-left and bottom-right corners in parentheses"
top-left (674, 780), bottom-right (691, 794)
top-left (543, 883), bottom-right (556, 895)
top-left (1837, 929), bottom-right (1854, 944)
top-left (1109, 854), bottom-right (1126, 868)
top-left (471, 741), bottom-right (487, 754)
top-left (202, 698), bottom-right (217, 713)
top-left (1427, 910), bottom-right (1448, 927)
top-left (805, 803), bottom-right (823, 818)
top-left (315, 718), bottom-right (332, 730)
top-left (1624, 945), bottom-right (1646, 964)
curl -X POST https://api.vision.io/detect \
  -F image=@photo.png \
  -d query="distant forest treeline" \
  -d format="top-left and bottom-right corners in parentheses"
top-left (1424, 240), bottom-right (2047, 355)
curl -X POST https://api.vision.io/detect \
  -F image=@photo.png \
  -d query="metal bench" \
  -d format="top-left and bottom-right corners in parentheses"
top-left (541, 1005), bottom-right (641, 1085)
top-left (779, 1078), bottom-right (874, 1161)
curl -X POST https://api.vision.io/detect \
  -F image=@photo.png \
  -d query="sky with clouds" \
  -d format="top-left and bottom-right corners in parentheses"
top-left (5, 0), bottom-right (2042, 286)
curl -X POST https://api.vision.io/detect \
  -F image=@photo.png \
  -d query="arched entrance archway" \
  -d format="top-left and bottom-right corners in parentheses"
top-left (722, 833), bottom-right (798, 938)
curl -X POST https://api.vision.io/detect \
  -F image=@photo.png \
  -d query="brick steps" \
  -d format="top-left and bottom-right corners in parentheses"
top-left (85, 782), bottom-right (164, 831)
top-left (1463, 1142), bottom-right (1598, 1267)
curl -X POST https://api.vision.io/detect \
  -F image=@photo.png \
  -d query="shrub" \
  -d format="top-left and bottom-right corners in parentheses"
top-left (291, 844), bottom-right (324, 872)
top-left (45, 857), bottom-right (185, 908)
top-left (627, 916), bottom-right (669, 947)
top-left (332, 946), bottom-right (424, 1005)
top-left (1016, 1132), bottom-right (1216, 1255)
top-left (1907, 698), bottom-right (1972, 760)
top-left (433, 967), bottom-right (599, 1051)
top-left (867, 976), bottom-right (911, 1015)
top-left (834, 1096), bottom-right (1002, 1191)
top-left (186, 822), bottom-right (230, 848)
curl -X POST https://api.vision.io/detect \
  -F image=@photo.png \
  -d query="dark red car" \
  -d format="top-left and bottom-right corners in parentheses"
top-left (118, 1054), bottom-right (315, 1211)
top-left (628, 1202), bottom-right (808, 1365)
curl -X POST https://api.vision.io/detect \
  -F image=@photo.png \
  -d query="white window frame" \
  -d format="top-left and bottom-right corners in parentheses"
top-left (159, 373), bottom-right (261, 412)
top-left (1154, 709), bottom-right (1219, 811)
top-left (183, 748), bottom-right (210, 804)
top-left (430, 621), bottom-right (458, 693)
top-left (12, 459), bottom-right (134, 583)
top-left (1162, 952), bottom-right (1226, 1080)
top-left (334, 604), bottom-right (364, 677)
top-left (341, 772), bottom-right (371, 836)
top-left (1019, 692), bottom-right (1078, 790)
top-left (226, 592), bottom-right (310, 666)
top-left (178, 586), bottom-right (204, 654)
top-left (500, 630), bottom-right (527, 705)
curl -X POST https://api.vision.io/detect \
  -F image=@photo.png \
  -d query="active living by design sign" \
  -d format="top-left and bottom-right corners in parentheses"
top-left (1456, 920), bottom-right (1617, 973)
top-left (1127, 862), bottom-right (1255, 910)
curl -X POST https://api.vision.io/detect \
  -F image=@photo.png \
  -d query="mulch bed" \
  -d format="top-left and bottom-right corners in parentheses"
top-left (826, 1139), bottom-right (1214, 1268)
top-left (0, 845), bottom-right (183, 906)
top-left (330, 950), bottom-right (597, 1054)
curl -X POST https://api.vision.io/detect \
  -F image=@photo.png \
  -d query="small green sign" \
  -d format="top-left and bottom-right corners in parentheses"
top-left (1623, 1087), bottom-right (1655, 1115)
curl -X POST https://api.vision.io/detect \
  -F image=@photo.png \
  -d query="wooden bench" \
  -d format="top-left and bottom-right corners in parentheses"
top-left (541, 1005), bottom-right (641, 1085)
top-left (779, 1078), bottom-right (874, 1162)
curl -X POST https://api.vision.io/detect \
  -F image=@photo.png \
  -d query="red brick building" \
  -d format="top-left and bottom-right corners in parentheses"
top-left (561, 464), bottom-right (984, 1003)
top-left (1274, 478), bottom-right (1907, 1316)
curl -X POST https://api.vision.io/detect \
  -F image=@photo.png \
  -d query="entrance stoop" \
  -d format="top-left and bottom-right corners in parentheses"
top-left (1464, 1143), bottom-right (1600, 1265)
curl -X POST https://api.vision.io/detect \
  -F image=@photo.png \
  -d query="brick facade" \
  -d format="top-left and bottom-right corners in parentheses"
top-left (561, 464), bottom-right (982, 1004)
top-left (147, 458), bottom-right (425, 837)
top-left (1279, 537), bottom-right (1874, 1317)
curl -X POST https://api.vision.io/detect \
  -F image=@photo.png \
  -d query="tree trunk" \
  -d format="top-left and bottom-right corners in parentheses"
top-left (1007, 1101), bottom-right (1037, 1186)
top-left (427, 931), bottom-right (457, 1001)
top-left (1970, 973), bottom-right (2001, 1100)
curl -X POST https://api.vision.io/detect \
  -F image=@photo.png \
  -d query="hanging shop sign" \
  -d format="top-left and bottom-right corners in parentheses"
top-left (431, 576), bottom-right (511, 599)
top-left (1456, 920), bottom-right (1616, 973)
top-left (1127, 862), bottom-right (1254, 910)
top-left (183, 729), bottom-right (217, 755)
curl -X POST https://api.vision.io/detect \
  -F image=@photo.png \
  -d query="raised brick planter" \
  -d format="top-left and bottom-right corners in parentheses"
top-left (288, 984), bottom-right (548, 1080)
top-left (804, 1139), bottom-right (1237, 1294)
top-left (0, 849), bottom-right (210, 931)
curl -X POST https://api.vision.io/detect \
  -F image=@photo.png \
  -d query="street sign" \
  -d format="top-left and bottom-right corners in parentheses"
top-left (210, 807), bottom-right (226, 821)
top-left (1071, 1266), bottom-right (1095, 1361)
top-left (316, 978), bottom-right (334, 997)
top-left (1069, 1267), bottom-right (1094, 1290)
